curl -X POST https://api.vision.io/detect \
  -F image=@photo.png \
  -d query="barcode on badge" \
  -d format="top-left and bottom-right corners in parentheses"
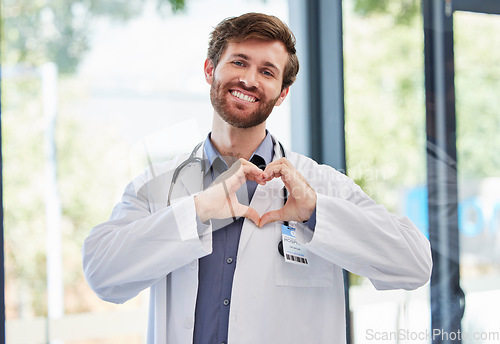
top-left (285, 254), bottom-right (309, 265)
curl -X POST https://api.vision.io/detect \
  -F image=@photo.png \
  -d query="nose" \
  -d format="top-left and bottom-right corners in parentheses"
top-left (239, 67), bottom-right (259, 89)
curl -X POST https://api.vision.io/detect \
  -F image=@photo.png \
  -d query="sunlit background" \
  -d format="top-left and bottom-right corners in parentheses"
top-left (2, 0), bottom-right (500, 343)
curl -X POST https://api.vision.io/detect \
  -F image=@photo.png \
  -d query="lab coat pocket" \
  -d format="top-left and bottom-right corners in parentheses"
top-left (274, 224), bottom-right (335, 288)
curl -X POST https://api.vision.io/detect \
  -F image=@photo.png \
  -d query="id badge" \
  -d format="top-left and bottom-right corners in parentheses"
top-left (281, 224), bottom-right (309, 266)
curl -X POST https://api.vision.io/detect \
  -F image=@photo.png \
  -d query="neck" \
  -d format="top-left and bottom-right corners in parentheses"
top-left (210, 114), bottom-right (267, 161)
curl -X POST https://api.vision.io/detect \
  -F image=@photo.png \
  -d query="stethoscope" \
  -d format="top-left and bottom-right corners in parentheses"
top-left (166, 141), bottom-right (204, 207)
top-left (167, 139), bottom-right (288, 257)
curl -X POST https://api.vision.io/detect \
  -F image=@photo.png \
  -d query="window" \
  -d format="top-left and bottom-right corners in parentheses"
top-left (343, 1), bottom-right (430, 341)
top-left (2, 0), bottom-right (290, 342)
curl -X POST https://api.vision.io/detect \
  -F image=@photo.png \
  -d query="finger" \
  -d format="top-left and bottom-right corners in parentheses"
top-left (237, 158), bottom-right (265, 173)
top-left (227, 158), bottom-right (265, 179)
top-left (259, 208), bottom-right (285, 228)
top-left (271, 157), bottom-right (295, 168)
top-left (265, 157), bottom-right (287, 166)
top-left (240, 162), bottom-right (265, 177)
top-left (212, 161), bottom-right (241, 187)
top-left (263, 159), bottom-right (294, 176)
top-left (232, 201), bottom-right (260, 226)
top-left (242, 206), bottom-right (261, 227)
top-left (263, 164), bottom-right (294, 186)
top-left (222, 158), bottom-right (261, 178)
top-left (262, 159), bottom-right (283, 172)
top-left (222, 180), bottom-right (236, 219)
top-left (262, 163), bottom-right (283, 181)
top-left (263, 158), bottom-right (292, 172)
top-left (239, 162), bottom-right (267, 184)
top-left (213, 159), bottom-right (267, 192)
top-left (215, 163), bottom-right (261, 192)
top-left (223, 164), bottom-right (264, 190)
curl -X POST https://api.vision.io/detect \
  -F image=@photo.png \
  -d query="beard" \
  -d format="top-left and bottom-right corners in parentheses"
top-left (210, 79), bottom-right (280, 129)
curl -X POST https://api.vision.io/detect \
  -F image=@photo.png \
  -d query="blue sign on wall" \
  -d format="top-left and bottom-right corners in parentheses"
top-left (405, 186), bottom-right (500, 239)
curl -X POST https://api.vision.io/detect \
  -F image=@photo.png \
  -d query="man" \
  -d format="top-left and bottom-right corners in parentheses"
top-left (83, 13), bottom-right (432, 344)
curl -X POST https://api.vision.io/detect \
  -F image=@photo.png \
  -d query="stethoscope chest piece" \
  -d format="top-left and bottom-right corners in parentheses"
top-left (278, 240), bottom-right (284, 257)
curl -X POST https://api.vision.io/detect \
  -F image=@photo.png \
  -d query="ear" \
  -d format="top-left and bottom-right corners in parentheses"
top-left (204, 58), bottom-right (215, 85)
top-left (274, 87), bottom-right (290, 107)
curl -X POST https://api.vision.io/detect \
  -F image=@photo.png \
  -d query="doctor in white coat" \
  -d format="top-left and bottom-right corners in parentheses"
top-left (83, 13), bottom-right (432, 344)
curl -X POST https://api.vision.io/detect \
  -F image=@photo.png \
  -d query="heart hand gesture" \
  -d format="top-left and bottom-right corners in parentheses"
top-left (194, 157), bottom-right (317, 228)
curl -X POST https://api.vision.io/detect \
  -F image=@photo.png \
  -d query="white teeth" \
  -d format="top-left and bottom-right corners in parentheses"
top-left (231, 90), bottom-right (256, 103)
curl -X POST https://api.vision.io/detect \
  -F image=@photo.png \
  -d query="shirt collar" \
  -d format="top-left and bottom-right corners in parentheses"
top-left (202, 133), bottom-right (221, 173)
top-left (249, 131), bottom-right (274, 167)
top-left (202, 130), bottom-right (274, 175)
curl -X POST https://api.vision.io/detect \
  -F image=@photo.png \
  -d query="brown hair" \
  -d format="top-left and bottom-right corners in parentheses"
top-left (208, 13), bottom-right (299, 90)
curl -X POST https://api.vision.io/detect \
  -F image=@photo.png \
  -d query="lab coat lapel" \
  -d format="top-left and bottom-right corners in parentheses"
top-left (178, 163), bottom-right (204, 196)
top-left (238, 177), bottom-right (284, 255)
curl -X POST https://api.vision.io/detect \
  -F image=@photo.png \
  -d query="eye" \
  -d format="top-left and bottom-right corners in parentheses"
top-left (262, 70), bottom-right (274, 77)
top-left (232, 61), bottom-right (245, 67)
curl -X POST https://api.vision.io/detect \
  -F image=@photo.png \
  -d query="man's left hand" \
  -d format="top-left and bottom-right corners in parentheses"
top-left (259, 158), bottom-right (317, 228)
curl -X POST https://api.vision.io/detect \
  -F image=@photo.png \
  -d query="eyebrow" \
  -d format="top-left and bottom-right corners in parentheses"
top-left (230, 53), bottom-right (281, 74)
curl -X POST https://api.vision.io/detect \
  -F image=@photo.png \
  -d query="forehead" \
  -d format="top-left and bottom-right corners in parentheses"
top-left (221, 39), bottom-right (288, 71)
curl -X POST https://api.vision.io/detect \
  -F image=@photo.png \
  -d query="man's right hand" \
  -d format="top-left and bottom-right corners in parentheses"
top-left (194, 158), bottom-right (266, 226)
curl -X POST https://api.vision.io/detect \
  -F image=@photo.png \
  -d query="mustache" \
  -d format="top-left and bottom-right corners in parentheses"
top-left (226, 81), bottom-right (260, 96)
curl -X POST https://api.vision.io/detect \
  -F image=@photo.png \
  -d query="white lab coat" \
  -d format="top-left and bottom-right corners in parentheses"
top-left (82, 137), bottom-right (432, 344)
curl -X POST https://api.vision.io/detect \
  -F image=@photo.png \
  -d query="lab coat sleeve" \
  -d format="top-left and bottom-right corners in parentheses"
top-left (82, 172), bottom-right (212, 304)
top-left (299, 164), bottom-right (432, 291)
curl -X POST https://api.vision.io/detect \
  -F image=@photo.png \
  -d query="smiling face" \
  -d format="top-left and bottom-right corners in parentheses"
top-left (205, 39), bottom-right (290, 129)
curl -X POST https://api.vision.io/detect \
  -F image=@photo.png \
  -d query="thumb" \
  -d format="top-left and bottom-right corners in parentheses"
top-left (259, 209), bottom-right (284, 228)
top-left (241, 206), bottom-right (261, 227)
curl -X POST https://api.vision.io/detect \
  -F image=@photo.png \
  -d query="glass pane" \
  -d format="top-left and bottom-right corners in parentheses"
top-left (455, 10), bottom-right (500, 342)
top-left (2, 0), bottom-right (289, 342)
top-left (343, 1), bottom-right (430, 342)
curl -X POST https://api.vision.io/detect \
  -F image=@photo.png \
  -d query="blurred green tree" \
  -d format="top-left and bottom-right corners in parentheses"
top-left (353, 0), bottom-right (419, 24)
top-left (2, 0), bottom-right (186, 319)
top-left (454, 12), bottom-right (500, 180)
top-left (345, 0), bottom-right (426, 210)
top-left (1, 0), bottom-right (185, 74)
top-left (343, 1), bottom-right (425, 287)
